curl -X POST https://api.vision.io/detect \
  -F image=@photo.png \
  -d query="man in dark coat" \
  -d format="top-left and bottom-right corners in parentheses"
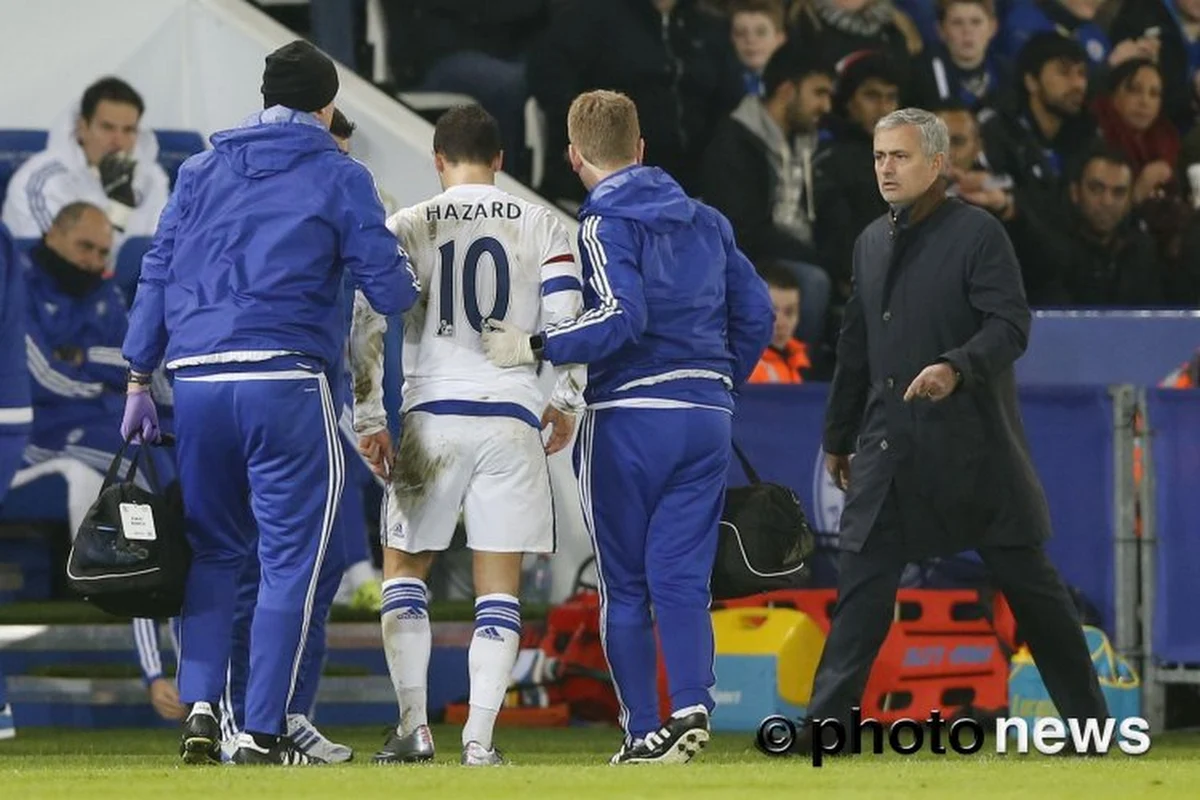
top-left (796, 106), bottom-right (1108, 753)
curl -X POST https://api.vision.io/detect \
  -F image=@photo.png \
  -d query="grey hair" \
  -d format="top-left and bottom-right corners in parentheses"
top-left (875, 108), bottom-right (949, 160)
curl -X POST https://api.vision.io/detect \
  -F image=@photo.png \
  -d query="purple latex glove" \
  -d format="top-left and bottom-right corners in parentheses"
top-left (120, 390), bottom-right (160, 444)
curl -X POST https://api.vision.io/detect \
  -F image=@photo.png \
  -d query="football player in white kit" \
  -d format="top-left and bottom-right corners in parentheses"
top-left (350, 104), bottom-right (584, 766)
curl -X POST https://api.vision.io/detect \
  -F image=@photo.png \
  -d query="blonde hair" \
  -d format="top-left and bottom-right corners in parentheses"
top-left (567, 90), bottom-right (641, 169)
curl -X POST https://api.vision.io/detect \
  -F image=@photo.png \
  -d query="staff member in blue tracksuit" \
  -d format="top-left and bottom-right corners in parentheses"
top-left (0, 222), bottom-right (33, 740)
top-left (482, 89), bottom-right (774, 766)
top-left (119, 40), bottom-right (418, 766)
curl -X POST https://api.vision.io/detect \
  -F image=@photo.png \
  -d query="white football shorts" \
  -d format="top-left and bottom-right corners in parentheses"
top-left (381, 411), bottom-right (555, 554)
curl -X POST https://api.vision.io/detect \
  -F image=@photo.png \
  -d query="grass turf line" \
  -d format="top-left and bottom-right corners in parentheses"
top-left (1, 726), bottom-right (1198, 799)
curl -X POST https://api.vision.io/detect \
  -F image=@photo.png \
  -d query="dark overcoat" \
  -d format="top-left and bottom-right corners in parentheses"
top-left (822, 181), bottom-right (1053, 559)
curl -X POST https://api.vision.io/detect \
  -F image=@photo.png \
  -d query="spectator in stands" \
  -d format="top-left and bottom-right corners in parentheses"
top-left (1, 77), bottom-right (169, 246)
top-left (1031, 147), bottom-right (1167, 305)
top-left (812, 50), bottom-right (900, 298)
top-left (937, 101), bottom-right (996, 171)
top-left (910, 0), bottom-right (1010, 111)
top-left (729, 0), bottom-right (789, 97)
top-left (788, 0), bottom-right (917, 82)
top-left (1109, 0), bottom-right (1200, 133)
top-left (20, 202), bottom-right (174, 502)
top-left (390, 1), bottom-right (552, 184)
top-left (978, 33), bottom-right (1100, 286)
top-left (1094, 59), bottom-right (1180, 195)
top-left (999, 0), bottom-right (1152, 70)
top-left (748, 262), bottom-right (813, 383)
top-left (894, 0), bottom-right (941, 47)
top-left (528, 0), bottom-right (742, 203)
top-left (701, 42), bottom-right (835, 344)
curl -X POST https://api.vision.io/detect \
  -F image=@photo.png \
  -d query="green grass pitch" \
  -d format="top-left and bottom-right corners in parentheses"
top-left (2, 725), bottom-right (1199, 799)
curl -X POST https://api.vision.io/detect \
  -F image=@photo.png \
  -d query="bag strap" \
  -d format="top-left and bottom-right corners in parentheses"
top-left (101, 432), bottom-right (139, 489)
top-left (102, 433), bottom-right (175, 493)
top-left (731, 441), bottom-right (762, 485)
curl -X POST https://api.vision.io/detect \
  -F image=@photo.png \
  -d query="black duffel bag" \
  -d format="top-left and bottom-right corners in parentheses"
top-left (66, 433), bottom-right (189, 618)
top-left (711, 443), bottom-right (816, 601)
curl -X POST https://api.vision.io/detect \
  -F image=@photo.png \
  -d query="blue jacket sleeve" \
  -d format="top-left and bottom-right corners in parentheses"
top-left (719, 214), bottom-right (773, 387)
top-left (25, 316), bottom-right (105, 404)
top-left (80, 287), bottom-right (130, 392)
top-left (132, 618), bottom-right (165, 686)
top-left (337, 162), bottom-right (419, 317)
top-left (541, 214), bottom-right (647, 365)
top-left (122, 166), bottom-right (189, 374)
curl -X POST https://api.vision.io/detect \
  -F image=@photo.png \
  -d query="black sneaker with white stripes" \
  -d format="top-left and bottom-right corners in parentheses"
top-left (179, 707), bottom-right (221, 765)
top-left (623, 712), bottom-right (710, 765)
top-left (231, 732), bottom-right (314, 766)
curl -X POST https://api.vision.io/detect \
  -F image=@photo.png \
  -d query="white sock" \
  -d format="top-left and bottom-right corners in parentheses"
top-left (380, 577), bottom-right (431, 733)
top-left (463, 593), bottom-right (521, 750)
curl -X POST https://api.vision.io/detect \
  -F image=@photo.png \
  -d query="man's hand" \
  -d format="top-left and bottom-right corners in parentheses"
top-left (120, 387), bottom-right (160, 444)
top-left (904, 363), bottom-right (960, 402)
top-left (825, 453), bottom-right (851, 492)
top-left (98, 151), bottom-right (137, 207)
top-left (481, 319), bottom-right (536, 367)
top-left (148, 677), bottom-right (185, 721)
top-left (541, 405), bottom-right (576, 456)
top-left (358, 430), bottom-right (393, 479)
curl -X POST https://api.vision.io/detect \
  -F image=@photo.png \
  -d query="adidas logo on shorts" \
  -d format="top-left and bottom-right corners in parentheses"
top-left (475, 626), bottom-right (504, 641)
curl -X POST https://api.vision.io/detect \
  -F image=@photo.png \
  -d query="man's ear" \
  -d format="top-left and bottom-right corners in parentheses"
top-left (636, 138), bottom-right (645, 165)
top-left (493, 150), bottom-right (504, 173)
top-left (567, 143), bottom-right (583, 174)
top-left (433, 151), bottom-right (447, 175)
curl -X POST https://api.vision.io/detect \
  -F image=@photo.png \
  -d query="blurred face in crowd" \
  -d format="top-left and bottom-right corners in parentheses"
top-left (45, 207), bottom-right (112, 275)
top-left (1113, 65), bottom-right (1163, 133)
top-left (847, 78), bottom-right (900, 135)
top-left (1179, 0), bottom-right (1200, 22)
top-left (769, 285), bottom-right (800, 349)
top-left (1028, 57), bottom-right (1088, 118)
top-left (76, 100), bottom-right (140, 167)
top-left (937, 109), bottom-right (982, 171)
top-left (1058, 0), bottom-right (1101, 20)
top-left (731, 11), bottom-right (786, 73)
top-left (939, 2), bottom-right (997, 68)
top-left (874, 124), bottom-right (945, 206)
top-left (777, 73), bottom-right (834, 135)
top-left (1071, 158), bottom-right (1133, 239)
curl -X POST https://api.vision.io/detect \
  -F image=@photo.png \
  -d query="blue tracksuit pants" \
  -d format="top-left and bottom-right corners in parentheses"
top-left (573, 405), bottom-right (731, 741)
top-left (0, 432), bottom-right (26, 709)
top-left (172, 356), bottom-right (344, 736)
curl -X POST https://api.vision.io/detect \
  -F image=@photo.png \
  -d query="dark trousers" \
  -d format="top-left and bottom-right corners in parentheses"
top-left (808, 487), bottom-right (1109, 727)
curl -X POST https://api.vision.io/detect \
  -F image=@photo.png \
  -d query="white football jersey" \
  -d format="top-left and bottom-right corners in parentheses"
top-left (351, 183), bottom-right (584, 434)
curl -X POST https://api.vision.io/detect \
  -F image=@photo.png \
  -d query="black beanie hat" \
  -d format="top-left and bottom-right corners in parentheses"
top-left (261, 40), bottom-right (339, 112)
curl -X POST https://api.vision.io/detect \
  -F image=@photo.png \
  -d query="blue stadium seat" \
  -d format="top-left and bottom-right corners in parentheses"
top-left (154, 129), bottom-right (207, 190)
top-left (0, 129), bottom-right (48, 208)
top-left (112, 236), bottom-right (153, 303)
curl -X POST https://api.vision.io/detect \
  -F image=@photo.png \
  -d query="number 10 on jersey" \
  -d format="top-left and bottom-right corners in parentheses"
top-left (436, 237), bottom-right (511, 336)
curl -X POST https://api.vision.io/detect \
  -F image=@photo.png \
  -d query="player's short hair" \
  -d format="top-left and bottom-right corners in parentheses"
top-left (80, 76), bottom-right (145, 121)
top-left (729, 0), bottom-right (785, 31)
top-left (1071, 143), bottom-right (1132, 185)
top-left (936, 0), bottom-right (995, 21)
top-left (757, 261), bottom-right (800, 293)
top-left (568, 90), bottom-right (641, 170)
top-left (763, 40), bottom-right (834, 98)
top-left (432, 104), bottom-right (502, 165)
top-left (51, 201), bottom-right (107, 232)
top-left (330, 107), bottom-right (356, 140)
top-left (876, 107), bottom-right (950, 160)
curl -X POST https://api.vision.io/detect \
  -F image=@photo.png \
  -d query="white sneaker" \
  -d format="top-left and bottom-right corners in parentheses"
top-left (461, 740), bottom-right (505, 766)
top-left (286, 714), bottom-right (354, 763)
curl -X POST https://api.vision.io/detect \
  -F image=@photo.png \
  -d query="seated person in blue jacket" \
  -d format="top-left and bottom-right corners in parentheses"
top-left (21, 201), bottom-right (175, 491)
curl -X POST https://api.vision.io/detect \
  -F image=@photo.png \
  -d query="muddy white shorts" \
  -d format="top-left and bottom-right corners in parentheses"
top-left (381, 410), bottom-right (555, 554)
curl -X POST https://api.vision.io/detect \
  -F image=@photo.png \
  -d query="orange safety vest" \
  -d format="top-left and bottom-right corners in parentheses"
top-left (749, 339), bottom-right (811, 384)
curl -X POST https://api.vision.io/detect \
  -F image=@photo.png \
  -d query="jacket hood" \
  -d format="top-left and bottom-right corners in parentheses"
top-left (582, 165), bottom-right (695, 232)
top-left (209, 105), bottom-right (337, 179)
